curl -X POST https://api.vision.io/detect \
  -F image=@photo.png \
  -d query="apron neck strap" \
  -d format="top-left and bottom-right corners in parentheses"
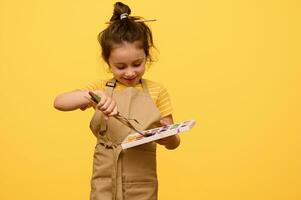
top-left (105, 78), bottom-right (149, 96)
top-left (105, 79), bottom-right (116, 97)
top-left (141, 79), bottom-right (149, 94)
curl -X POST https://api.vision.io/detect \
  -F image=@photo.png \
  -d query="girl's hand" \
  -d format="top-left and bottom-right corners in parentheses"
top-left (155, 118), bottom-right (172, 146)
top-left (155, 115), bottom-right (180, 149)
top-left (93, 90), bottom-right (118, 120)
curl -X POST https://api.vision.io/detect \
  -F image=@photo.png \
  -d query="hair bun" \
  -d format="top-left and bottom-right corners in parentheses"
top-left (110, 2), bottom-right (131, 21)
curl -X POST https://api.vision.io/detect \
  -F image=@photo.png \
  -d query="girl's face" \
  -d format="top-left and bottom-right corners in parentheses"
top-left (108, 41), bottom-right (146, 87)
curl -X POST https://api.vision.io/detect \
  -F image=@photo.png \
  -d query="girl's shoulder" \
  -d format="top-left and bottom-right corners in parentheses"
top-left (144, 79), bottom-right (173, 117)
top-left (144, 79), bottom-right (167, 93)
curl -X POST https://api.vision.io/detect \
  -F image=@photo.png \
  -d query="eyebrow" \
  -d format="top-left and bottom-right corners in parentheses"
top-left (113, 58), bottom-right (144, 65)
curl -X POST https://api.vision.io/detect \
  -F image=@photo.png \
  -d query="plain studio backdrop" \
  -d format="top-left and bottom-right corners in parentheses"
top-left (0, 0), bottom-right (300, 199)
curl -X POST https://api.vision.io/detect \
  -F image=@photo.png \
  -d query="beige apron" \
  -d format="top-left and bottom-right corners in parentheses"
top-left (89, 79), bottom-right (161, 200)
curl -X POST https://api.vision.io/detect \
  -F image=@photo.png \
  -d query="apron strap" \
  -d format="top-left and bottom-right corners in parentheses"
top-left (141, 79), bottom-right (149, 94)
top-left (105, 78), bottom-right (117, 97)
top-left (97, 79), bottom-right (116, 139)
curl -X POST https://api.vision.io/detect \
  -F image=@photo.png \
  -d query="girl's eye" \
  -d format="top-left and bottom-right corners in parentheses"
top-left (116, 66), bottom-right (126, 70)
top-left (133, 63), bottom-right (141, 67)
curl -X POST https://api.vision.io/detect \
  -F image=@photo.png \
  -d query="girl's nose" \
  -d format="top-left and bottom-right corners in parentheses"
top-left (125, 68), bottom-right (135, 77)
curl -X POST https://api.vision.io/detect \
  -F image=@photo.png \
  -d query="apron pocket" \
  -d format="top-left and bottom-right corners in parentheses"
top-left (90, 178), bottom-right (112, 200)
top-left (122, 147), bottom-right (157, 178)
top-left (123, 180), bottom-right (158, 200)
top-left (92, 144), bottom-right (114, 179)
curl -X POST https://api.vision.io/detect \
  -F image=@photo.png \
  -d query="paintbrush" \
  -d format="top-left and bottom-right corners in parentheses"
top-left (88, 91), bottom-right (146, 136)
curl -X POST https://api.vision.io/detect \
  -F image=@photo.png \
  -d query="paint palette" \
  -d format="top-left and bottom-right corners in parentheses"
top-left (121, 119), bottom-right (196, 149)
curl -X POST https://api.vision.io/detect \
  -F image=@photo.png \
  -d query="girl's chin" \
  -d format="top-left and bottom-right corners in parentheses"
top-left (121, 78), bottom-right (139, 86)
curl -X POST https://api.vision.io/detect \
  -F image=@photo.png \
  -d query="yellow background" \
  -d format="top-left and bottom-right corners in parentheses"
top-left (0, 0), bottom-right (300, 199)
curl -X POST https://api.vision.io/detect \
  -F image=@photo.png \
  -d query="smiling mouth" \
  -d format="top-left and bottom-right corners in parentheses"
top-left (124, 77), bottom-right (136, 81)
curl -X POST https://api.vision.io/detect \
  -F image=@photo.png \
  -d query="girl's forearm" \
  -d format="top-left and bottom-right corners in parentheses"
top-left (54, 90), bottom-right (92, 111)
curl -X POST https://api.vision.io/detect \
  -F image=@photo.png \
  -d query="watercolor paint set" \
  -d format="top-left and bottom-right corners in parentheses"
top-left (121, 119), bottom-right (196, 149)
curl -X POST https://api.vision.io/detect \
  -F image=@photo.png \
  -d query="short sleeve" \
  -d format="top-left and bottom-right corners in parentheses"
top-left (156, 86), bottom-right (173, 117)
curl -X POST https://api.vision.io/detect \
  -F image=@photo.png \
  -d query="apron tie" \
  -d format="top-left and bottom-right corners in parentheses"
top-left (97, 140), bottom-right (123, 200)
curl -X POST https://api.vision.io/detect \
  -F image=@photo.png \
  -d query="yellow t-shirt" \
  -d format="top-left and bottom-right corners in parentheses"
top-left (82, 79), bottom-right (173, 118)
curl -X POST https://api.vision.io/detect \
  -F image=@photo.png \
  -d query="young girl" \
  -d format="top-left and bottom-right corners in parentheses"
top-left (54, 2), bottom-right (180, 200)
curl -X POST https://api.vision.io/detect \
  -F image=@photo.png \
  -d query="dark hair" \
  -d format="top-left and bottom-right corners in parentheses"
top-left (98, 2), bottom-right (155, 64)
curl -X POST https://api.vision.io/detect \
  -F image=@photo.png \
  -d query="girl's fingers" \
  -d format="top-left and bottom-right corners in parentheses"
top-left (98, 98), bottom-right (111, 113)
top-left (92, 91), bottom-right (117, 117)
top-left (108, 104), bottom-right (118, 117)
top-left (112, 106), bottom-right (118, 116)
top-left (160, 119), bottom-right (168, 126)
top-left (96, 94), bottom-right (108, 110)
top-left (98, 94), bottom-right (107, 107)
top-left (97, 97), bottom-right (117, 116)
top-left (105, 101), bottom-right (117, 116)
